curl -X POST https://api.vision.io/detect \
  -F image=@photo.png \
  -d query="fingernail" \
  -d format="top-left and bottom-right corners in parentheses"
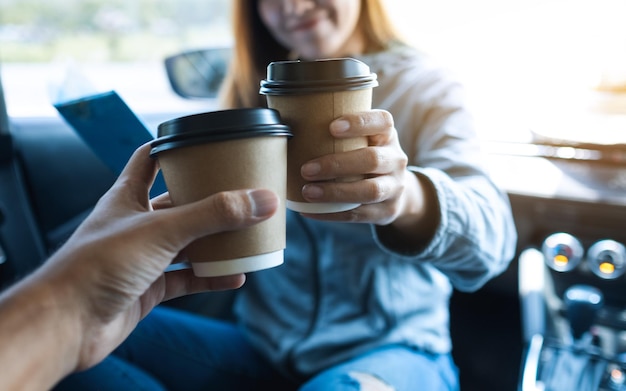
top-left (302, 185), bottom-right (323, 199)
top-left (248, 189), bottom-right (278, 217)
top-left (302, 162), bottom-right (321, 176)
top-left (331, 119), bottom-right (350, 134)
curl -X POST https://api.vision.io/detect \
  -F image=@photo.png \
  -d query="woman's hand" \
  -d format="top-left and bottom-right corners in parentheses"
top-left (299, 110), bottom-right (433, 234)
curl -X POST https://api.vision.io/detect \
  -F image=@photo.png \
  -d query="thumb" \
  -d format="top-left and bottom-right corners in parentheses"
top-left (164, 189), bottom-right (280, 243)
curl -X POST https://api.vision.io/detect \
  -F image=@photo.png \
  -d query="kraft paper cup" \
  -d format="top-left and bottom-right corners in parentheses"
top-left (260, 58), bottom-right (378, 214)
top-left (150, 108), bottom-right (292, 277)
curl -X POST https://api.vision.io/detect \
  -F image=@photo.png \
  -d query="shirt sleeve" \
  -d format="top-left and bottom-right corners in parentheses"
top-left (370, 53), bottom-right (518, 292)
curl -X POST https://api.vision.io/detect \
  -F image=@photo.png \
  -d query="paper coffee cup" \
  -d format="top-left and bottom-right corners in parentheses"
top-left (260, 58), bottom-right (378, 213)
top-left (150, 108), bottom-right (292, 277)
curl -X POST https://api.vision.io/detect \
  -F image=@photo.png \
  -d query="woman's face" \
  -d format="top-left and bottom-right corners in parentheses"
top-left (257, 0), bottom-right (365, 60)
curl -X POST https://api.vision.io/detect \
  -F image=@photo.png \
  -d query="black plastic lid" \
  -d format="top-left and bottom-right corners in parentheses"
top-left (259, 57), bottom-right (378, 95)
top-left (151, 108), bottom-right (291, 155)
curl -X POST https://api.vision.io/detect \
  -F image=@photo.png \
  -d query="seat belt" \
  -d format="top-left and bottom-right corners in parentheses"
top-left (0, 68), bottom-right (48, 289)
top-left (0, 69), bottom-right (12, 163)
top-left (0, 69), bottom-right (12, 270)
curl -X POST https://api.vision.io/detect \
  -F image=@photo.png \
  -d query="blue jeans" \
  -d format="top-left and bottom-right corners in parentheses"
top-left (55, 306), bottom-right (459, 391)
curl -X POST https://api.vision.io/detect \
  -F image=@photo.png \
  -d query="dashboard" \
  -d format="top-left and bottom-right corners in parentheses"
top-left (487, 142), bottom-right (626, 303)
top-left (485, 140), bottom-right (626, 391)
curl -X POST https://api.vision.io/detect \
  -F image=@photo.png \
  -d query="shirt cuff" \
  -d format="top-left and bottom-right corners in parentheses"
top-left (371, 166), bottom-right (444, 258)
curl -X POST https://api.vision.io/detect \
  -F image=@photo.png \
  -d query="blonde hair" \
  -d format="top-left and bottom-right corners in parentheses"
top-left (218, 0), bottom-right (404, 109)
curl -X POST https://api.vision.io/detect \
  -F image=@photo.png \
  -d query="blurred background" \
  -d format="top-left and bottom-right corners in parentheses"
top-left (1, 0), bottom-right (625, 141)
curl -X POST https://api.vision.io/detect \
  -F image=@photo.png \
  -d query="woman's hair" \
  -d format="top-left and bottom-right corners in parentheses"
top-left (218, 0), bottom-right (404, 109)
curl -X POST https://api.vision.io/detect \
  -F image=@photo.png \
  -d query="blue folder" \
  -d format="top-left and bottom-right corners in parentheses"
top-left (54, 90), bottom-right (166, 197)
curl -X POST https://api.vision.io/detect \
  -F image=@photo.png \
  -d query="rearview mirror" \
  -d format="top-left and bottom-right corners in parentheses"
top-left (164, 47), bottom-right (231, 99)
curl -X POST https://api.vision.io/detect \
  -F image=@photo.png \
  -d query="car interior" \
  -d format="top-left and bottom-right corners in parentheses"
top-left (2, 2), bottom-right (626, 390)
top-left (3, 48), bottom-right (626, 390)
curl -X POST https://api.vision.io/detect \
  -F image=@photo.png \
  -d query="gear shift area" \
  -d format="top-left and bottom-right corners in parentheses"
top-left (518, 234), bottom-right (626, 391)
top-left (564, 285), bottom-right (604, 342)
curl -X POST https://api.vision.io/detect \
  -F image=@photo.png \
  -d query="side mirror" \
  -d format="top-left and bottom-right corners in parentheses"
top-left (164, 47), bottom-right (231, 99)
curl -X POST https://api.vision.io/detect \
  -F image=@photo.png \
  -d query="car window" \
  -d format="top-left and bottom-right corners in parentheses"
top-left (0, 0), bottom-right (231, 122)
top-left (385, 0), bottom-right (626, 145)
top-left (2, 0), bottom-right (625, 144)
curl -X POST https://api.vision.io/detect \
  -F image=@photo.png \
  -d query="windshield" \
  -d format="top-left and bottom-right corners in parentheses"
top-left (0, 0), bottom-right (231, 120)
top-left (1, 0), bottom-right (625, 146)
top-left (386, 0), bottom-right (626, 147)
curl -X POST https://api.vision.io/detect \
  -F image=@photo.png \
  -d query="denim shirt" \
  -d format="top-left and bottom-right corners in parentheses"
top-left (234, 44), bottom-right (518, 378)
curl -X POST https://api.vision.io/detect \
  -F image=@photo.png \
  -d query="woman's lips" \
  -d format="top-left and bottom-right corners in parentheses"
top-left (289, 17), bottom-right (320, 32)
